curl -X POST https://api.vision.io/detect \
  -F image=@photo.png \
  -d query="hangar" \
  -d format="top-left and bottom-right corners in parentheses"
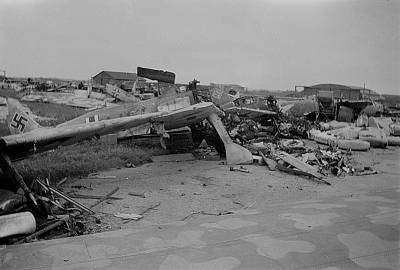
top-left (92, 71), bottom-right (138, 90)
top-left (300, 83), bottom-right (382, 100)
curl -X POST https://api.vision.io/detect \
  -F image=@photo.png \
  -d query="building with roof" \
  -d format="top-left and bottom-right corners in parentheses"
top-left (92, 71), bottom-right (139, 89)
top-left (300, 84), bottom-right (382, 100)
top-left (210, 83), bottom-right (245, 94)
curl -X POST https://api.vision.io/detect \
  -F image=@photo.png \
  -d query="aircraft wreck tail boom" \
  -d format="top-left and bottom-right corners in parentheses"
top-left (6, 98), bottom-right (41, 135)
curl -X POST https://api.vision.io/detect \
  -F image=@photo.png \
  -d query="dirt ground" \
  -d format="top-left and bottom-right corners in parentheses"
top-left (62, 142), bottom-right (400, 234)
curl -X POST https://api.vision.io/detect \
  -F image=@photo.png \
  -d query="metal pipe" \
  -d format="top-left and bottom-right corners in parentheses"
top-left (36, 179), bottom-right (94, 214)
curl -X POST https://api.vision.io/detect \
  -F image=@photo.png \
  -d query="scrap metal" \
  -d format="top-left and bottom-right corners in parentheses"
top-left (137, 67), bottom-right (175, 84)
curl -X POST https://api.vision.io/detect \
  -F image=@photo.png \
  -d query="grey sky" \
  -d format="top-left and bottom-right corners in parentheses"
top-left (0, 0), bottom-right (399, 94)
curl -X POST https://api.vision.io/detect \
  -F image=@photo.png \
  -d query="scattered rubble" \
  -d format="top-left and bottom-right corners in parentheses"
top-left (128, 191), bottom-right (148, 198)
top-left (215, 100), bottom-right (400, 184)
top-left (114, 213), bottom-right (142, 220)
top-left (230, 166), bottom-right (250, 173)
top-left (122, 203), bottom-right (161, 224)
top-left (1, 70), bottom-right (400, 245)
top-left (87, 173), bottom-right (117, 179)
top-left (21, 91), bottom-right (117, 110)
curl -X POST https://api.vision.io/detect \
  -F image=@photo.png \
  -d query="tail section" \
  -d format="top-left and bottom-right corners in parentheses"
top-left (6, 98), bottom-right (41, 135)
top-left (210, 88), bottom-right (239, 106)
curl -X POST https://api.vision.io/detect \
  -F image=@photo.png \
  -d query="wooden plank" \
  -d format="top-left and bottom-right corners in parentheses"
top-left (128, 192), bottom-right (147, 198)
top-left (89, 187), bottom-right (119, 209)
top-left (68, 194), bottom-right (122, 200)
top-left (0, 152), bottom-right (38, 207)
top-left (276, 163), bottom-right (331, 185)
top-left (14, 216), bottom-right (70, 244)
top-left (123, 202), bottom-right (161, 224)
top-left (275, 151), bottom-right (324, 179)
top-left (259, 151), bottom-right (277, 171)
top-left (36, 180), bottom-right (95, 214)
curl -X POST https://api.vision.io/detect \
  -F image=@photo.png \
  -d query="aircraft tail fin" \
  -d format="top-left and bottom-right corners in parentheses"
top-left (6, 98), bottom-right (41, 134)
top-left (210, 88), bottom-right (238, 106)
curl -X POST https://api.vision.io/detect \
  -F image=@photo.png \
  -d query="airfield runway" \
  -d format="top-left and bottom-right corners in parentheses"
top-left (1, 148), bottom-right (399, 270)
top-left (1, 187), bottom-right (398, 269)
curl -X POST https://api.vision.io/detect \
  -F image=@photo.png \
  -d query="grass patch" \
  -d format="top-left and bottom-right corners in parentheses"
top-left (1, 88), bottom-right (168, 184)
top-left (0, 122), bottom-right (9, 137)
top-left (26, 101), bottom-right (86, 126)
top-left (0, 88), bottom-right (19, 99)
top-left (1, 87), bottom-right (86, 126)
top-left (0, 102), bottom-right (85, 135)
top-left (15, 140), bottom-right (166, 184)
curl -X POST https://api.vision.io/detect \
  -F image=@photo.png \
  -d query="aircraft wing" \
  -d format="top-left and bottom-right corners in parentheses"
top-left (105, 84), bottom-right (139, 103)
top-left (137, 67), bottom-right (175, 84)
top-left (224, 107), bottom-right (276, 118)
top-left (155, 102), bottom-right (224, 130)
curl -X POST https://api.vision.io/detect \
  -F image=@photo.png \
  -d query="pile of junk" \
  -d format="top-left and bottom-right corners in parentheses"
top-left (0, 175), bottom-right (118, 245)
top-left (1, 89), bottom-right (400, 245)
top-left (200, 94), bottom-right (400, 186)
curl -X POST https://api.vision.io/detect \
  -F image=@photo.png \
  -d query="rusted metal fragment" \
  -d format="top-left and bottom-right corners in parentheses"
top-left (137, 67), bottom-right (175, 84)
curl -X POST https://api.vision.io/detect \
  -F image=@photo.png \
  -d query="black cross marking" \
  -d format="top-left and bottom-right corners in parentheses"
top-left (10, 113), bottom-right (28, 132)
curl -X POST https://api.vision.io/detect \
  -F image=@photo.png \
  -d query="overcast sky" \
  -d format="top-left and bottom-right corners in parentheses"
top-left (0, 0), bottom-right (399, 94)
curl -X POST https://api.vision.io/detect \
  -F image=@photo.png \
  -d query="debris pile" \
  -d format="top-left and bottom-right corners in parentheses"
top-left (1, 74), bottom-right (399, 245)
top-left (0, 179), bottom-right (94, 244)
top-left (0, 176), bottom-right (161, 244)
top-left (194, 140), bottom-right (221, 160)
top-left (246, 137), bottom-right (380, 185)
top-left (221, 103), bottom-right (315, 147)
top-left (213, 97), bottom-right (400, 185)
top-left (226, 118), bottom-right (276, 144)
top-left (309, 116), bottom-right (400, 149)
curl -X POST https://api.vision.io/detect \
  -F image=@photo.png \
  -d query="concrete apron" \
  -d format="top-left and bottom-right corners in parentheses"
top-left (1, 188), bottom-right (399, 270)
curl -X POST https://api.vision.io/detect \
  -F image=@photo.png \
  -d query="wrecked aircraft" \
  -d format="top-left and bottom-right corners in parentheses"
top-left (105, 83), bottom-right (140, 103)
top-left (59, 95), bottom-right (253, 166)
top-left (137, 66), bottom-right (176, 84)
top-left (2, 98), bottom-right (164, 160)
top-left (0, 98), bottom-right (167, 212)
top-left (219, 95), bottom-right (279, 120)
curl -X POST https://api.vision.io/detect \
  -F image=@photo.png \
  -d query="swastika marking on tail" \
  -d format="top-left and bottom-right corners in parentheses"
top-left (10, 113), bottom-right (28, 132)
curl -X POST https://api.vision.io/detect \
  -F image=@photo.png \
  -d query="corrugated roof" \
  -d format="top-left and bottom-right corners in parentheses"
top-left (94, 71), bottom-right (137, 81)
top-left (310, 84), bottom-right (363, 90)
top-left (308, 84), bottom-right (379, 95)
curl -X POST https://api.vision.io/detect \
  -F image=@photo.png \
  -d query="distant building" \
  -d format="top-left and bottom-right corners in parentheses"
top-left (381, 94), bottom-right (400, 109)
top-left (210, 83), bottom-right (245, 95)
top-left (92, 71), bottom-right (138, 89)
top-left (300, 84), bottom-right (382, 100)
